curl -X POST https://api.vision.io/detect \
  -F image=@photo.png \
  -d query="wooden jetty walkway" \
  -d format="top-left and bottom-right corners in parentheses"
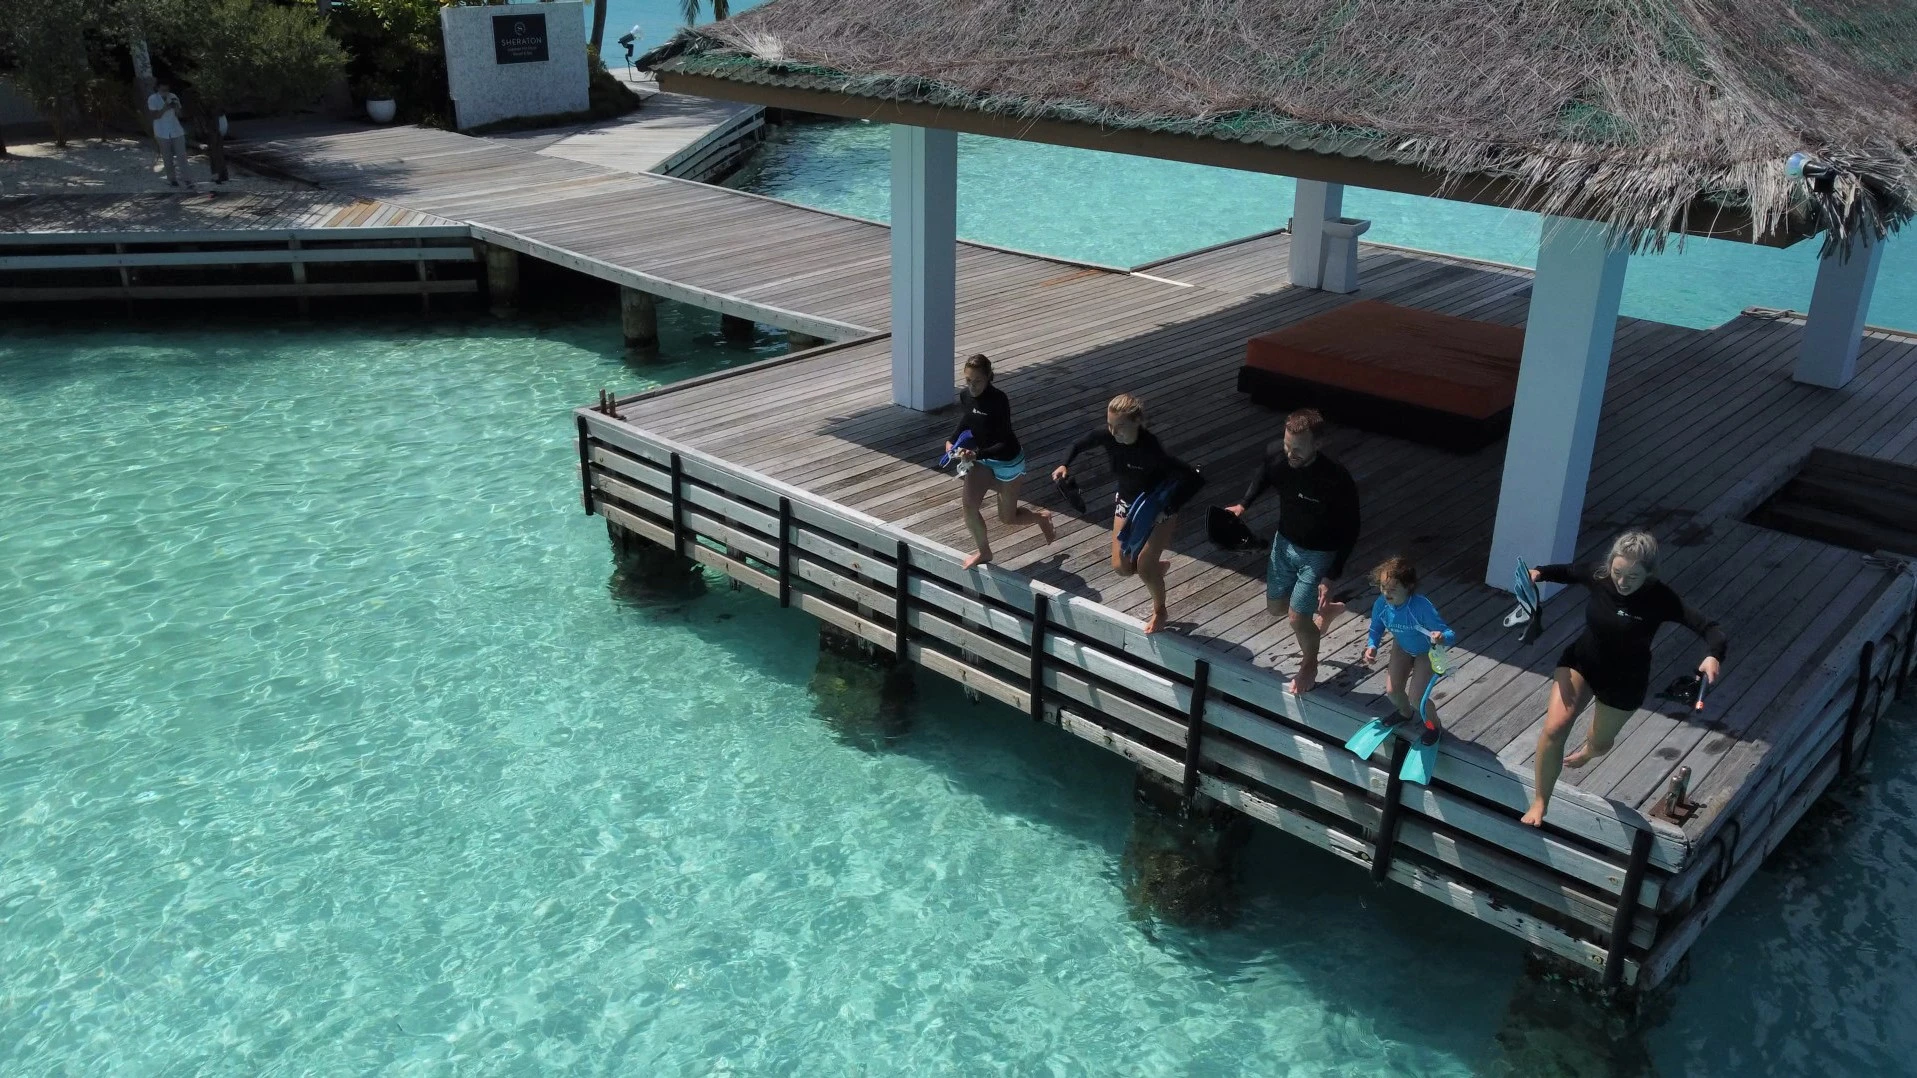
top-left (213, 112), bottom-right (1916, 993)
top-left (0, 189), bottom-right (475, 304)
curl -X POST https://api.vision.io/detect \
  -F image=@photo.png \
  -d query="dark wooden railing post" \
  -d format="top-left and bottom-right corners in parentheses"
top-left (1841, 641), bottom-right (1876, 776)
top-left (575, 415), bottom-right (594, 515)
top-left (1370, 738), bottom-right (1412, 884)
top-left (1603, 828), bottom-right (1656, 991)
top-left (1179, 660), bottom-right (1212, 805)
top-left (892, 540), bottom-right (910, 659)
top-left (667, 452), bottom-right (686, 556)
top-left (1028, 593), bottom-right (1049, 722)
top-left (776, 497), bottom-right (793, 607)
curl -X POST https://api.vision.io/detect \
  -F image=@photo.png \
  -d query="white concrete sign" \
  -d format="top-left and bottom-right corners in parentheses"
top-left (441, 1), bottom-right (589, 131)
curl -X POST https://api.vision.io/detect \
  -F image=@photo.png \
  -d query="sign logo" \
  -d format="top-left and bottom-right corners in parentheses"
top-left (493, 12), bottom-right (550, 65)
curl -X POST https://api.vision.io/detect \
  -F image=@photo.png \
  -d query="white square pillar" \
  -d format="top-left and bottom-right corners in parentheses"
top-left (1486, 216), bottom-right (1629, 589)
top-left (890, 125), bottom-right (957, 411)
top-left (1287, 179), bottom-right (1345, 290)
top-left (1794, 236), bottom-right (1884, 388)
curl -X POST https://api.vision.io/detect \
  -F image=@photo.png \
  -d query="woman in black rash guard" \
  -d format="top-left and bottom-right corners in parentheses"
top-left (1051, 392), bottom-right (1190, 633)
top-left (945, 354), bottom-right (1055, 570)
top-left (1520, 531), bottom-right (1727, 827)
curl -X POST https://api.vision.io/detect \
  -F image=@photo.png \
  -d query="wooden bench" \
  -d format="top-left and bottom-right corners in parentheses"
top-left (1236, 299), bottom-right (1526, 451)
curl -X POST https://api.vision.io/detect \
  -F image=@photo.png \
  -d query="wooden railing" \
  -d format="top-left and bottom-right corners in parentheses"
top-left (578, 407), bottom-right (1699, 985)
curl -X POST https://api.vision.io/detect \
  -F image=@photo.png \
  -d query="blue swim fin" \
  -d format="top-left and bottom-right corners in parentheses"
top-left (1345, 715), bottom-right (1410, 759)
top-left (1117, 486), bottom-right (1167, 561)
top-left (1504, 556), bottom-right (1543, 644)
top-left (1399, 672), bottom-right (1447, 785)
top-left (1399, 727), bottom-right (1439, 785)
top-left (937, 431), bottom-right (973, 469)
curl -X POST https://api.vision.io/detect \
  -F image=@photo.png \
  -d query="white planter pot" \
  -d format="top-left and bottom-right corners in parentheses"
top-left (366, 98), bottom-right (397, 124)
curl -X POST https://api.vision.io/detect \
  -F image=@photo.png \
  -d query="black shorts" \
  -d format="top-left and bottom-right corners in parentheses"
top-left (1557, 636), bottom-right (1650, 712)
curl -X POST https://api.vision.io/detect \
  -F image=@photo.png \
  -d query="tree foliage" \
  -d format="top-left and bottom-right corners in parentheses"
top-left (144, 0), bottom-right (345, 115)
top-left (326, 0), bottom-right (453, 125)
top-left (0, 0), bottom-right (109, 145)
top-left (680, 0), bottom-right (730, 25)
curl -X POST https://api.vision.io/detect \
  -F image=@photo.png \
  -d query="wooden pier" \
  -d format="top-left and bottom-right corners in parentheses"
top-left (192, 109), bottom-right (1915, 993)
top-left (0, 190), bottom-right (476, 305)
top-left (580, 231), bottom-right (1917, 994)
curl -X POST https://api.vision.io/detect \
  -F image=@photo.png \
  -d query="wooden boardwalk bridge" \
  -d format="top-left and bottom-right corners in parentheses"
top-left (213, 110), bottom-right (1915, 995)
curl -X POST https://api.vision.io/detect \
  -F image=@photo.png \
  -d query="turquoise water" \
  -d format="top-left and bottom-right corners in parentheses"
top-left (4, 301), bottom-right (1916, 1074)
top-left (731, 121), bottom-right (1917, 334)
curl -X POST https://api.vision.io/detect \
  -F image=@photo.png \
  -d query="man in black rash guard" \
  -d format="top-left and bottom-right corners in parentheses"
top-left (1225, 409), bottom-right (1361, 694)
top-left (1052, 393), bottom-right (1191, 633)
top-left (945, 354), bottom-right (1054, 570)
top-left (1520, 530), bottom-right (1727, 827)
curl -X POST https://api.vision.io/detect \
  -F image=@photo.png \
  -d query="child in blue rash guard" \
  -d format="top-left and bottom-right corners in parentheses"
top-left (1361, 556), bottom-right (1456, 728)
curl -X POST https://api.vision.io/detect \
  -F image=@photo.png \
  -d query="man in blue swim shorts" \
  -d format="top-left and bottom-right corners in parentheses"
top-left (1225, 409), bottom-right (1361, 693)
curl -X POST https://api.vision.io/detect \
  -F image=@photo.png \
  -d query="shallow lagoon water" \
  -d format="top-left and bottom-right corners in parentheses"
top-left (5, 118), bottom-right (1917, 1073)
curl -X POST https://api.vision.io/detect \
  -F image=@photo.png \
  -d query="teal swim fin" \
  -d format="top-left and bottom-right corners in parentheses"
top-left (1345, 715), bottom-right (1409, 759)
top-left (1399, 726), bottom-right (1439, 786)
top-left (1398, 665), bottom-right (1447, 785)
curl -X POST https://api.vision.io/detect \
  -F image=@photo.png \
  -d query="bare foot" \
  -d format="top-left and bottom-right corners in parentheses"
top-left (1564, 745), bottom-right (1595, 769)
top-left (1521, 800), bottom-right (1547, 827)
top-left (1288, 662), bottom-right (1319, 695)
top-left (962, 551), bottom-right (992, 570)
top-left (1143, 607), bottom-right (1168, 634)
top-left (1036, 510), bottom-right (1056, 544)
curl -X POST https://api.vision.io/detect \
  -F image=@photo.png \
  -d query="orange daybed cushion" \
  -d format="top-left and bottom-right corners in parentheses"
top-left (1243, 300), bottom-right (1525, 421)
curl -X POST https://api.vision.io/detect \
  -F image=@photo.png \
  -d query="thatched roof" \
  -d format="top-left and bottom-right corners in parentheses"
top-left (646, 0), bottom-right (1917, 251)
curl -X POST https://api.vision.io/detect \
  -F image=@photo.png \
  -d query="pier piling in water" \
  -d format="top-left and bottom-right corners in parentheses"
top-left (720, 314), bottom-right (756, 343)
top-left (808, 623), bottom-right (915, 750)
top-left (1122, 770), bottom-right (1250, 927)
top-left (621, 287), bottom-right (659, 352)
top-left (482, 243), bottom-right (521, 314)
top-left (606, 521), bottom-right (704, 601)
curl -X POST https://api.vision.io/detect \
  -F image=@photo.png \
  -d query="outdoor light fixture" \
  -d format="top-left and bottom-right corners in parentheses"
top-left (1787, 151), bottom-right (1838, 193)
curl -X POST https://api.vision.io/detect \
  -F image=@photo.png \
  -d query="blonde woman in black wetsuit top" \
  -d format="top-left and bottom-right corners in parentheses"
top-left (1520, 531), bottom-right (1727, 827)
top-left (945, 354), bottom-right (1056, 570)
top-left (1051, 393), bottom-right (1188, 634)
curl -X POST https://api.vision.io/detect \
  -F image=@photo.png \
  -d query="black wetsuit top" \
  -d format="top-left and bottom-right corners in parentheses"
top-left (1063, 428), bottom-right (1187, 501)
top-left (948, 385), bottom-right (1021, 461)
top-left (1239, 446), bottom-right (1362, 577)
top-left (1538, 562), bottom-right (1728, 711)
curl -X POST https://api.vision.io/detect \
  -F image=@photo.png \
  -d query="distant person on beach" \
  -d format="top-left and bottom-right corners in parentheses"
top-left (1053, 393), bottom-right (1198, 634)
top-left (1519, 531), bottom-right (1726, 827)
top-left (1225, 408), bottom-right (1360, 694)
top-left (147, 83), bottom-right (190, 187)
top-left (944, 354), bottom-right (1055, 571)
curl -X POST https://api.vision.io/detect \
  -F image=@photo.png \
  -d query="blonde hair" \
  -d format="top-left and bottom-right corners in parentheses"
top-left (1602, 531), bottom-right (1660, 578)
top-left (1106, 393), bottom-right (1145, 423)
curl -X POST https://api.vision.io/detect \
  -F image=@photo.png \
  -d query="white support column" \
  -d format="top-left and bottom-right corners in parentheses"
top-left (1794, 236), bottom-right (1884, 388)
top-left (889, 125), bottom-right (958, 412)
top-left (1287, 179), bottom-right (1345, 290)
top-left (1486, 216), bottom-right (1629, 590)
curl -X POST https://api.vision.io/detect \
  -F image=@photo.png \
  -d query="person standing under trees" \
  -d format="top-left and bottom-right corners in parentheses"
top-left (1226, 408), bottom-right (1361, 694)
top-left (944, 354), bottom-right (1056, 571)
top-left (147, 81), bottom-right (190, 187)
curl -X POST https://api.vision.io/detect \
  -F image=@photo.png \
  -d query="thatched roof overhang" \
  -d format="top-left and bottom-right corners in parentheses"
top-left (657, 65), bottom-right (1798, 248)
top-left (647, 1), bottom-right (1917, 254)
